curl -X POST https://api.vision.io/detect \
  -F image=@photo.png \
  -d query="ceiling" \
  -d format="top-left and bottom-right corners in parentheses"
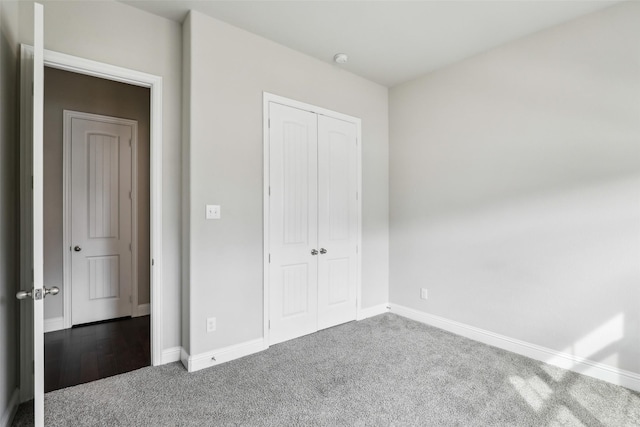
top-left (123, 0), bottom-right (620, 87)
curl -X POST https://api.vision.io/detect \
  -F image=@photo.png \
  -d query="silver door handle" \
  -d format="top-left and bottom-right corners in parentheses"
top-left (16, 286), bottom-right (59, 300)
top-left (311, 249), bottom-right (318, 255)
top-left (16, 289), bottom-right (32, 300)
top-left (319, 248), bottom-right (327, 254)
top-left (74, 246), bottom-right (82, 252)
top-left (45, 286), bottom-right (60, 297)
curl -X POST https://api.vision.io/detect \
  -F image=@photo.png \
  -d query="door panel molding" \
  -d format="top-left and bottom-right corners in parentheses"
top-left (263, 92), bottom-right (362, 346)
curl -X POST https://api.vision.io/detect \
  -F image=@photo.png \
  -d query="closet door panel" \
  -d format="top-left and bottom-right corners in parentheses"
top-left (317, 115), bottom-right (358, 330)
top-left (268, 103), bottom-right (319, 345)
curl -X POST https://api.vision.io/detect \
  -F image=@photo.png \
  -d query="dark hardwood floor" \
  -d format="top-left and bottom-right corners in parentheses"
top-left (44, 316), bottom-right (150, 393)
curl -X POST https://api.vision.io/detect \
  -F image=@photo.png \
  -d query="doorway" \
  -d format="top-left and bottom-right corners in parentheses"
top-left (19, 43), bottom-right (164, 421)
top-left (43, 67), bottom-right (150, 391)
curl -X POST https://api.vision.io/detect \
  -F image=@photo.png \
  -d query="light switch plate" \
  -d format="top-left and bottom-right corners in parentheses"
top-left (206, 204), bottom-right (221, 219)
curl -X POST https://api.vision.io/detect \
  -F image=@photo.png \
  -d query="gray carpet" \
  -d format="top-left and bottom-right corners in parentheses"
top-left (11, 314), bottom-right (640, 426)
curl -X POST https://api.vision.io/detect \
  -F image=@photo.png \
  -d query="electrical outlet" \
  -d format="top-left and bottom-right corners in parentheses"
top-left (420, 288), bottom-right (428, 300)
top-left (205, 205), bottom-right (221, 220)
top-left (206, 317), bottom-right (216, 332)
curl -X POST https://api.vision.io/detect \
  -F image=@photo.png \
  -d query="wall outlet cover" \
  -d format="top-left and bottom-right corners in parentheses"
top-left (205, 205), bottom-right (221, 220)
top-left (206, 317), bottom-right (216, 332)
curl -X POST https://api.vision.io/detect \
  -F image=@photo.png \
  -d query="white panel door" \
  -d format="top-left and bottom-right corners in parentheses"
top-left (317, 115), bottom-right (358, 330)
top-left (70, 116), bottom-right (134, 325)
top-left (269, 102), bottom-right (319, 345)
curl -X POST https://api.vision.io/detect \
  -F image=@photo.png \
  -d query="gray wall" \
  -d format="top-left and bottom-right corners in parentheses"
top-left (43, 67), bottom-right (150, 321)
top-left (0, 0), bottom-right (20, 420)
top-left (19, 0), bottom-right (183, 350)
top-left (184, 11), bottom-right (389, 356)
top-left (389, 2), bottom-right (640, 374)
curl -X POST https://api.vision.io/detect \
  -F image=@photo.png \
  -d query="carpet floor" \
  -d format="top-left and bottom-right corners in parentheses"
top-left (12, 313), bottom-right (640, 426)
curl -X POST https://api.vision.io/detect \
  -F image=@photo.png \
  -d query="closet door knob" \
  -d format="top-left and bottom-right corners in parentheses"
top-left (311, 249), bottom-right (318, 255)
top-left (319, 248), bottom-right (327, 254)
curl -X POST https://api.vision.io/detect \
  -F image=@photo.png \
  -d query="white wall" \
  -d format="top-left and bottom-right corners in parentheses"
top-left (390, 2), bottom-right (640, 374)
top-left (184, 11), bottom-right (389, 357)
top-left (0, 0), bottom-right (20, 422)
top-left (19, 0), bottom-right (182, 350)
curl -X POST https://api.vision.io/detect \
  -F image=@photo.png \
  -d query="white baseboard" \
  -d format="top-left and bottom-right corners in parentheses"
top-left (135, 303), bottom-right (150, 317)
top-left (356, 303), bottom-right (390, 321)
top-left (1, 388), bottom-right (19, 427)
top-left (160, 346), bottom-right (182, 364)
top-left (44, 316), bottom-right (65, 333)
top-left (182, 338), bottom-right (267, 373)
top-left (390, 304), bottom-right (640, 393)
top-left (178, 303), bottom-right (390, 373)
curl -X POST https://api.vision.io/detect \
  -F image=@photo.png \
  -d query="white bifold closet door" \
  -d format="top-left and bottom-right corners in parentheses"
top-left (269, 102), bottom-right (358, 345)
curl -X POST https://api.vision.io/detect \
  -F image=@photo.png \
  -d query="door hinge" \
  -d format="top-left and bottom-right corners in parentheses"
top-left (152, 259), bottom-right (155, 266)
top-left (129, 191), bottom-right (132, 200)
top-left (268, 253), bottom-right (271, 263)
top-left (129, 295), bottom-right (132, 303)
top-left (268, 320), bottom-right (271, 329)
top-left (129, 139), bottom-right (132, 147)
top-left (129, 243), bottom-right (132, 251)
top-left (268, 119), bottom-right (271, 129)
top-left (356, 245), bottom-right (359, 254)
top-left (268, 186), bottom-right (271, 196)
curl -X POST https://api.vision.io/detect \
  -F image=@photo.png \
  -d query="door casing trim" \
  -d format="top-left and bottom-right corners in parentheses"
top-left (262, 92), bottom-right (363, 346)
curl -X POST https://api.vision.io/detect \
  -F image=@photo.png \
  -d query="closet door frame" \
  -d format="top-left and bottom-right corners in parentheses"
top-left (262, 92), bottom-right (362, 345)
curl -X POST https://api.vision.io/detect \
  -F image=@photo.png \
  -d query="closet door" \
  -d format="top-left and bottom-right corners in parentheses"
top-left (268, 103), bottom-right (319, 345)
top-left (317, 115), bottom-right (358, 330)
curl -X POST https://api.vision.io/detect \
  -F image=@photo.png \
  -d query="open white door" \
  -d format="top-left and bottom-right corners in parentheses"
top-left (16, 4), bottom-right (55, 427)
